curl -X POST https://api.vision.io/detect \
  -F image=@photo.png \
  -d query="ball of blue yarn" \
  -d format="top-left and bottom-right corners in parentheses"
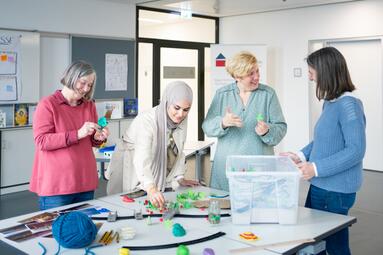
top-left (52, 211), bottom-right (97, 249)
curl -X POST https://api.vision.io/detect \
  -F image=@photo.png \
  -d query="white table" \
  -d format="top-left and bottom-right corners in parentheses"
top-left (95, 141), bottom-right (214, 181)
top-left (0, 187), bottom-right (356, 255)
top-left (183, 141), bottom-right (214, 180)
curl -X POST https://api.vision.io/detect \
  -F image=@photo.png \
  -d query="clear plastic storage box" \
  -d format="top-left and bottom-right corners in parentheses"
top-left (226, 155), bottom-right (301, 224)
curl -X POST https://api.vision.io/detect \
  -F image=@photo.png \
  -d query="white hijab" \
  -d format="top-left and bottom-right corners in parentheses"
top-left (154, 81), bottom-right (193, 191)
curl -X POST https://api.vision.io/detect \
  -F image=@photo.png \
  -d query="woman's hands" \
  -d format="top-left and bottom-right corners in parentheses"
top-left (297, 162), bottom-right (315, 180)
top-left (78, 122), bottom-right (110, 141)
top-left (280, 152), bottom-right (302, 164)
top-left (94, 126), bottom-right (110, 141)
top-left (178, 178), bottom-right (200, 187)
top-left (78, 122), bottom-right (99, 140)
top-left (280, 152), bottom-right (315, 180)
top-left (222, 107), bottom-right (243, 129)
top-left (147, 186), bottom-right (165, 209)
top-left (255, 120), bottom-right (269, 136)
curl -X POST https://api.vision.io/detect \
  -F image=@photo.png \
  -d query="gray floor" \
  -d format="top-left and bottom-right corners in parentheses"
top-left (0, 180), bottom-right (382, 254)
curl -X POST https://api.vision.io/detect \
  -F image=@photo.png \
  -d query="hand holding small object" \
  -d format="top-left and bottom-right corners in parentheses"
top-left (147, 186), bottom-right (165, 208)
top-left (94, 126), bottom-right (110, 141)
top-left (255, 120), bottom-right (269, 136)
top-left (222, 107), bottom-right (243, 128)
top-left (78, 122), bottom-right (99, 140)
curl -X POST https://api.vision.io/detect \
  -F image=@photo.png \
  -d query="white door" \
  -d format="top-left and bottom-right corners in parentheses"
top-left (309, 39), bottom-right (383, 172)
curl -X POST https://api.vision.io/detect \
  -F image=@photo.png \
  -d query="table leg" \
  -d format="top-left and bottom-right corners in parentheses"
top-left (195, 149), bottom-right (207, 181)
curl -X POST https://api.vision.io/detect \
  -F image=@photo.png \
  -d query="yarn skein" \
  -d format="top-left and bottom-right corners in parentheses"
top-left (52, 211), bottom-right (98, 253)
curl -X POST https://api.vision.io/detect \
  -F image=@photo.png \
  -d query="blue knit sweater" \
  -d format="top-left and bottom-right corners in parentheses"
top-left (301, 95), bottom-right (366, 193)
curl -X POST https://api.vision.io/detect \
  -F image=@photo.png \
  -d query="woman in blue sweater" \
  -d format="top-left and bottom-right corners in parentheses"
top-left (284, 47), bottom-right (366, 255)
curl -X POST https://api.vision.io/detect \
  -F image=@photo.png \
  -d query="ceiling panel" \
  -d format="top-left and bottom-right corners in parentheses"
top-left (133, 0), bottom-right (362, 17)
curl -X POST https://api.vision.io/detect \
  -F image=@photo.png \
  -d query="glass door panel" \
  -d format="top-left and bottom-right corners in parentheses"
top-left (137, 42), bottom-right (153, 113)
top-left (160, 47), bottom-right (198, 142)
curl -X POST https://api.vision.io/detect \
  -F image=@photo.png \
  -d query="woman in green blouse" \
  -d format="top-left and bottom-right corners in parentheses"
top-left (202, 51), bottom-right (287, 191)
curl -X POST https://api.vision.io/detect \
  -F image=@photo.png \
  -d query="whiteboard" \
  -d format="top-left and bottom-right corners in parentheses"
top-left (309, 39), bottom-right (383, 172)
top-left (0, 30), bottom-right (40, 104)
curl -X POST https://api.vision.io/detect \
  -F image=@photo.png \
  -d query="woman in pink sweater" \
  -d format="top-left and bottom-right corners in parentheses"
top-left (30, 61), bottom-right (109, 210)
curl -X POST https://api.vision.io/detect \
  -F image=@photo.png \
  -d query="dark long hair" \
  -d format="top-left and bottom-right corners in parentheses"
top-left (307, 47), bottom-right (355, 100)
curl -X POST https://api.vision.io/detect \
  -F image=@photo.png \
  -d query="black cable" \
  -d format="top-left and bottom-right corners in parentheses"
top-left (91, 213), bottom-right (231, 221)
top-left (122, 231), bottom-right (226, 250)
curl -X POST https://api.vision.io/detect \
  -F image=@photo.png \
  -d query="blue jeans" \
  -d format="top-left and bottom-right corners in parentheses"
top-left (305, 185), bottom-right (356, 255)
top-left (39, 191), bottom-right (94, 211)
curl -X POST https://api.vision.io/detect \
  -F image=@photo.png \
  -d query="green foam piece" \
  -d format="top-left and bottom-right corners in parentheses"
top-left (176, 244), bottom-right (189, 255)
top-left (256, 113), bottom-right (264, 121)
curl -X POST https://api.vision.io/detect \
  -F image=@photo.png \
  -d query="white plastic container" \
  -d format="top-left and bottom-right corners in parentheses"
top-left (226, 155), bottom-right (301, 224)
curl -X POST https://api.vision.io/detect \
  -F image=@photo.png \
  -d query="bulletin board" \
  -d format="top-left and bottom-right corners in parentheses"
top-left (71, 36), bottom-right (136, 100)
top-left (0, 30), bottom-right (40, 104)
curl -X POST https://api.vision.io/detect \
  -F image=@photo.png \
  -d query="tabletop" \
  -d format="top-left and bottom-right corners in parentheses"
top-left (0, 186), bottom-right (356, 255)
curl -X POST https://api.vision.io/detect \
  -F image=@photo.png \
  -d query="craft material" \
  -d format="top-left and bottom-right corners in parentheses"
top-left (203, 248), bottom-right (215, 255)
top-left (52, 211), bottom-right (97, 253)
top-left (193, 199), bottom-right (231, 209)
top-left (134, 209), bottom-right (143, 220)
top-left (164, 219), bottom-right (173, 229)
top-left (91, 213), bottom-right (231, 221)
top-left (176, 244), bottom-right (190, 255)
top-left (209, 193), bottom-right (229, 199)
top-left (256, 113), bottom-right (264, 121)
top-left (163, 201), bottom-right (180, 220)
top-left (123, 231), bottom-right (226, 250)
top-left (146, 216), bottom-right (152, 225)
top-left (98, 231), bottom-right (108, 243)
top-left (38, 242), bottom-right (47, 255)
top-left (208, 200), bottom-right (221, 224)
top-left (172, 223), bottom-right (186, 237)
top-left (176, 190), bottom-right (206, 209)
top-left (107, 211), bottom-right (117, 222)
top-left (230, 238), bottom-right (316, 254)
top-left (98, 116), bottom-right (108, 129)
top-left (239, 232), bottom-right (258, 241)
top-left (120, 226), bottom-right (136, 240)
top-left (119, 247), bottom-right (130, 255)
top-left (122, 195), bottom-right (135, 203)
top-left (102, 230), bottom-right (114, 245)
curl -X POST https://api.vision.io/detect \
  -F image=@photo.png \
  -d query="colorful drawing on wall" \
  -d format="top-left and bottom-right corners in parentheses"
top-left (14, 104), bottom-right (28, 126)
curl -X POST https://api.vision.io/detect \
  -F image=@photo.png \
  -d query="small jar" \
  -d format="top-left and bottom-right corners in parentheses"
top-left (208, 200), bottom-right (221, 224)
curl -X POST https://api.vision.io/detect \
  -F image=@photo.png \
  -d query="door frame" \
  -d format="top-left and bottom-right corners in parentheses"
top-left (136, 7), bottom-right (219, 140)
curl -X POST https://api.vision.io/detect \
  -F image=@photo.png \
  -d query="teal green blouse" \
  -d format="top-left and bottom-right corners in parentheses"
top-left (202, 83), bottom-right (287, 191)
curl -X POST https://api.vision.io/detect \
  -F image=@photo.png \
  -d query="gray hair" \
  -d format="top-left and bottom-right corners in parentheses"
top-left (60, 60), bottom-right (97, 100)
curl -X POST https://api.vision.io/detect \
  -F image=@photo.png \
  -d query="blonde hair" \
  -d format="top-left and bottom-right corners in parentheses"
top-left (225, 51), bottom-right (258, 79)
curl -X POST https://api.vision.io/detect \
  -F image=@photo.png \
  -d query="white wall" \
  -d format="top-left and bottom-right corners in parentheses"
top-left (220, 0), bottom-right (383, 152)
top-left (0, 0), bottom-right (135, 38)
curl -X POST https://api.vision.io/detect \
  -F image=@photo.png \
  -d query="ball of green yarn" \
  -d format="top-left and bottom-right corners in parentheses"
top-left (176, 244), bottom-right (189, 255)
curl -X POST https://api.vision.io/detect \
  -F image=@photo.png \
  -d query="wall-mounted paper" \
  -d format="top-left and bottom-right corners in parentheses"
top-left (105, 53), bottom-right (128, 91)
top-left (0, 52), bottom-right (17, 75)
top-left (0, 76), bottom-right (17, 101)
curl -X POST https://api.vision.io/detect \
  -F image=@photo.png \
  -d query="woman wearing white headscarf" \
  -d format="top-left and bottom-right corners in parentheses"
top-left (107, 81), bottom-right (199, 207)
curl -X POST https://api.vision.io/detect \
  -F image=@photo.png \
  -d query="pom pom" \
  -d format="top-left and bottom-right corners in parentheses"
top-left (52, 211), bottom-right (97, 249)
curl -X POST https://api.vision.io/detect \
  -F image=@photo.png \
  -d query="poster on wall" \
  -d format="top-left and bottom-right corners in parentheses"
top-left (105, 53), bottom-right (128, 91)
top-left (210, 44), bottom-right (267, 94)
top-left (0, 34), bottom-right (21, 102)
